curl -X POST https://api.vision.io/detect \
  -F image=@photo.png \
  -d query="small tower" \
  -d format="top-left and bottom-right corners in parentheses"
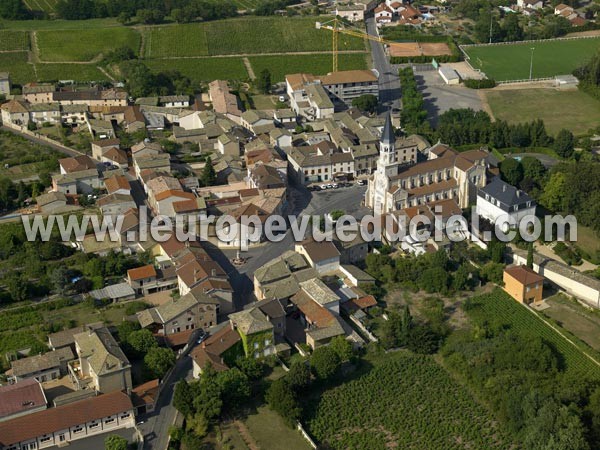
top-left (379, 112), bottom-right (396, 165)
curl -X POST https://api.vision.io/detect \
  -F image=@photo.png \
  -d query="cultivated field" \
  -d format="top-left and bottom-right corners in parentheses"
top-left (0, 52), bottom-right (35, 84)
top-left (0, 30), bottom-right (30, 52)
top-left (248, 53), bottom-right (369, 82)
top-left (463, 37), bottom-right (600, 81)
top-left (145, 57), bottom-right (248, 81)
top-left (306, 352), bottom-right (513, 449)
top-left (37, 28), bottom-right (140, 62)
top-left (233, 0), bottom-right (260, 10)
top-left (144, 24), bottom-right (209, 58)
top-left (23, 0), bottom-right (58, 15)
top-left (36, 64), bottom-right (109, 82)
top-left (485, 88), bottom-right (600, 135)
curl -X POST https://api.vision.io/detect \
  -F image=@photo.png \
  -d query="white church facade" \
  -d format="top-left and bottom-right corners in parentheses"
top-left (365, 114), bottom-right (489, 215)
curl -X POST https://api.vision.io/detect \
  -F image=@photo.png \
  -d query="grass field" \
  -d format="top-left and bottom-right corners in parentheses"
top-left (145, 24), bottom-right (209, 58)
top-left (0, 30), bottom-right (30, 51)
top-left (36, 63), bottom-right (109, 82)
top-left (544, 294), bottom-right (600, 352)
top-left (145, 57), bottom-right (249, 81)
top-left (244, 406), bottom-right (310, 450)
top-left (0, 52), bottom-right (35, 84)
top-left (248, 53), bottom-right (369, 82)
top-left (485, 88), bottom-right (600, 135)
top-left (464, 37), bottom-right (600, 81)
top-left (37, 28), bottom-right (140, 62)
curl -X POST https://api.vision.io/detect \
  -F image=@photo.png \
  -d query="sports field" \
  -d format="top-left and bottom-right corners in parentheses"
top-left (463, 37), bottom-right (600, 81)
top-left (485, 88), bottom-right (600, 135)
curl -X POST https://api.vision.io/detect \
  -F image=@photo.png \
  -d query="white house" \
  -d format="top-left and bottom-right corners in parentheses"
top-left (476, 177), bottom-right (536, 229)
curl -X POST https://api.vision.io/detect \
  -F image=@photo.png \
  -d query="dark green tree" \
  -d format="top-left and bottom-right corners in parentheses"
top-left (500, 158), bottom-right (524, 186)
top-left (286, 361), bottom-right (311, 390)
top-left (173, 379), bottom-right (194, 417)
top-left (201, 156), bottom-right (217, 187)
top-left (265, 378), bottom-right (301, 427)
top-left (144, 347), bottom-right (175, 379)
top-left (104, 435), bottom-right (128, 450)
top-left (257, 69), bottom-right (272, 94)
top-left (352, 94), bottom-right (378, 113)
top-left (554, 129), bottom-right (575, 158)
top-left (311, 346), bottom-right (341, 380)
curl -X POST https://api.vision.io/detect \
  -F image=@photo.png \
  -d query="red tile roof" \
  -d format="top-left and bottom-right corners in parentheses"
top-left (105, 175), bottom-right (130, 194)
top-left (504, 265), bottom-right (544, 286)
top-left (0, 379), bottom-right (46, 420)
top-left (0, 391), bottom-right (133, 447)
top-left (128, 264), bottom-right (157, 281)
top-left (131, 379), bottom-right (159, 408)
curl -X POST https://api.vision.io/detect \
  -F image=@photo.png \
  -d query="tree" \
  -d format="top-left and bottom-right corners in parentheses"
top-left (127, 329), bottom-right (158, 355)
top-left (540, 172), bottom-right (567, 212)
top-left (311, 346), bottom-right (341, 380)
top-left (554, 129), bottom-right (575, 158)
top-left (117, 11), bottom-right (131, 25)
top-left (144, 347), bottom-right (175, 379)
top-left (502, 13), bottom-right (523, 42)
top-left (286, 361), bottom-right (311, 390)
top-left (527, 242), bottom-right (534, 269)
top-left (50, 266), bottom-right (70, 295)
top-left (201, 156), bottom-right (216, 187)
top-left (216, 368), bottom-right (251, 409)
top-left (500, 158), bottom-right (524, 186)
top-left (352, 94), bottom-right (378, 113)
top-left (0, 0), bottom-right (31, 19)
top-left (452, 263), bottom-right (471, 291)
top-left (235, 357), bottom-right (263, 380)
top-left (407, 325), bottom-right (441, 354)
top-left (257, 69), bottom-right (272, 94)
top-left (329, 335), bottom-right (353, 362)
top-left (418, 267), bottom-right (450, 293)
top-left (266, 379), bottom-right (301, 427)
top-left (521, 156), bottom-right (546, 185)
top-left (104, 435), bottom-right (128, 450)
top-left (136, 9), bottom-right (164, 24)
top-left (174, 379), bottom-right (195, 417)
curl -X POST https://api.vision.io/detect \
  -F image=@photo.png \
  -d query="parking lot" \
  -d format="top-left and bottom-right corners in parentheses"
top-left (414, 69), bottom-right (484, 126)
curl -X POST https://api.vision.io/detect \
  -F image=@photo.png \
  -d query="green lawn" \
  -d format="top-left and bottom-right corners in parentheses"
top-left (145, 57), bottom-right (248, 81)
top-left (543, 294), bottom-right (600, 352)
top-left (0, 52), bottom-right (35, 84)
top-left (463, 37), bottom-right (600, 81)
top-left (248, 53), bottom-right (369, 82)
top-left (244, 406), bottom-right (311, 450)
top-left (0, 30), bottom-right (30, 51)
top-left (37, 28), bottom-right (140, 62)
top-left (485, 88), bottom-right (600, 136)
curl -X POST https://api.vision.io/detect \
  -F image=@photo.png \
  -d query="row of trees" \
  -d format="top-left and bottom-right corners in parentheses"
top-left (398, 68), bottom-right (429, 134)
top-left (575, 51), bottom-right (600, 100)
top-left (119, 60), bottom-right (196, 98)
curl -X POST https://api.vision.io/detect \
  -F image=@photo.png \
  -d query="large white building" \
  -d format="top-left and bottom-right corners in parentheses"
top-left (366, 116), bottom-right (489, 215)
top-left (476, 177), bottom-right (536, 227)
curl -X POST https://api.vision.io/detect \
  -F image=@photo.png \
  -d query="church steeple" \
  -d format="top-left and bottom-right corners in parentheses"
top-left (381, 112), bottom-right (395, 147)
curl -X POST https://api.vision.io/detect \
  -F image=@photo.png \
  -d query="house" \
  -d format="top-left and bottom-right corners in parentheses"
top-left (52, 87), bottom-right (127, 107)
top-left (22, 83), bottom-right (55, 104)
top-left (252, 298), bottom-right (287, 336)
top-left (517, 0), bottom-right (543, 9)
top-left (476, 177), bottom-right (536, 228)
top-left (123, 106), bottom-right (146, 133)
top-left (27, 103), bottom-right (61, 125)
top-left (47, 324), bottom-right (103, 352)
top-left (0, 100), bottom-right (30, 126)
top-left (298, 278), bottom-right (341, 314)
top-left (126, 264), bottom-right (177, 296)
top-left (333, 233), bottom-right (368, 264)
top-left (554, 3), bottom-right (573, 14)
top-left (61, 104), bottom-right (89, 125)
top-left (0, 72), bottom-right (10, 96)
top-left (248, 163), bottom-right (286, 189)
top-left (229, 308), bottom-right (276, 359)
top-left (131, 141), bottom-right (162, 159)
top-left (0, 391), bottom-right (134, 450)
top-left (59, 155), bottom-right (96, 175)
top-left (241, 110), bottom-right (274, 135)
top-left (91, 138), bottom-right (121, 161)
top-left (216, 134), bottom-right (240, 157)
top-left (72, 327), bottom-right (132, 393)
top-left (131, 379), bottom-right (159, 415)
top-left (97, 193), bottom-right (137, 217)
top-left (159, 95), bottom-right (190, 108)
top-left (253, 250), bottom-right (318, 301)
top-left (335, 4), bottom-right (366, 22)
top-left (208, 80), bottom-right (243, 122)
top-left (295, 239), bottom-right (341, 274)
top-left (339, 264), bottom-right (375, 287)
top-left (35, 191), bottom-right (68, 214)
top-left (191, 324), bottom-right (243, 376)
top-left (504, 265), bottom-right (544, 305)
top-left (134, 154), bottom-right (171, 179)
top-left (375, 3), bottom-right (394, 24)
top-left (318, 69), bottom-right (379, 104)
top-left (273, 109), bottom-right (297, 127)
top-left (7, 347), bottom-right (74, 384)
top-left (290, 285), bottom-right (345, 349)
top-left (0, 379), bottom-right (47, 422)
top-left (104, 175), bottom-right (130, 196)
top-left (136, 290), bottom-right (218, 341)
top-left (86, 118), bottom-right (115, 139)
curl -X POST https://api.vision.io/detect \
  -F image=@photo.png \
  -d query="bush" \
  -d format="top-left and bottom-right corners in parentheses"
top-left (463, 78), bottom-right (496, 89)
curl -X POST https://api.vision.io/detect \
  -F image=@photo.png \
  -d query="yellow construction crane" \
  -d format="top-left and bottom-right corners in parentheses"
top-left (316, 18), bottom-right (397, 72)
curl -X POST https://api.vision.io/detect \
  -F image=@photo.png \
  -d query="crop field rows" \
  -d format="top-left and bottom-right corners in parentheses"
top-left (468, 290), bottom-right (600, 376)
top-left (462, 37), bottom-right (600, 81)
top-left (23, 0), bottom-right (58, 13)
top-left (0, 31), bottom-right (30, 52)
top-left (234, 0), bottom-right (260, 10)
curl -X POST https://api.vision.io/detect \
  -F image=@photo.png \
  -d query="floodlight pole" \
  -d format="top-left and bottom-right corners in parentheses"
top-left (529, 47), bottom-right (535, 80)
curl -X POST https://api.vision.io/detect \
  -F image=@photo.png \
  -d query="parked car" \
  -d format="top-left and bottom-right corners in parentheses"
top-left (357, 179), bottom-right (366, 186)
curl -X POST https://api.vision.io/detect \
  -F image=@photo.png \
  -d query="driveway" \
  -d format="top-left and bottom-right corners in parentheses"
top-left (366, 18), bottom-right (401, 110)
top-left (509, 153), bottom-right (559, 168)
top-left (414, 70), bottom-right (483, 126)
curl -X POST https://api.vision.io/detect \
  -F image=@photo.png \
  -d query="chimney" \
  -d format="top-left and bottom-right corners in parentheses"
top-left (516, 190), bottom-right (521, 198)
top-left (211, 269), bottom-right (216, 277)
top-left (194, 269), bottom-right (200, 283)
top-left (502, 185), bottom-right (506, 192)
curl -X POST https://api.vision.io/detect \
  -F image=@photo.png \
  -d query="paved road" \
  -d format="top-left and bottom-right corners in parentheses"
top-left (140, 352), bottom-right (193, 450)
top-left (365, 18), bottom-right (400, 110)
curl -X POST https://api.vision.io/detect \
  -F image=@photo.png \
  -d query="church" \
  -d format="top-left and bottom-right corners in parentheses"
top-left (365, 113), bottom-right (489, 215)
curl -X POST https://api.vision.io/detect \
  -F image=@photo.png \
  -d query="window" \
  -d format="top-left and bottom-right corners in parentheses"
top-left (40, 436), bottom-right (52, 443)
top-left (120, 413), bottom-right (130, 419)
top-left (89, 423), bottom-right (99, 429)
top-left (73, 426), bottom-right (84, 434)
top-left (105, 418), bottom-right (115, 424)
